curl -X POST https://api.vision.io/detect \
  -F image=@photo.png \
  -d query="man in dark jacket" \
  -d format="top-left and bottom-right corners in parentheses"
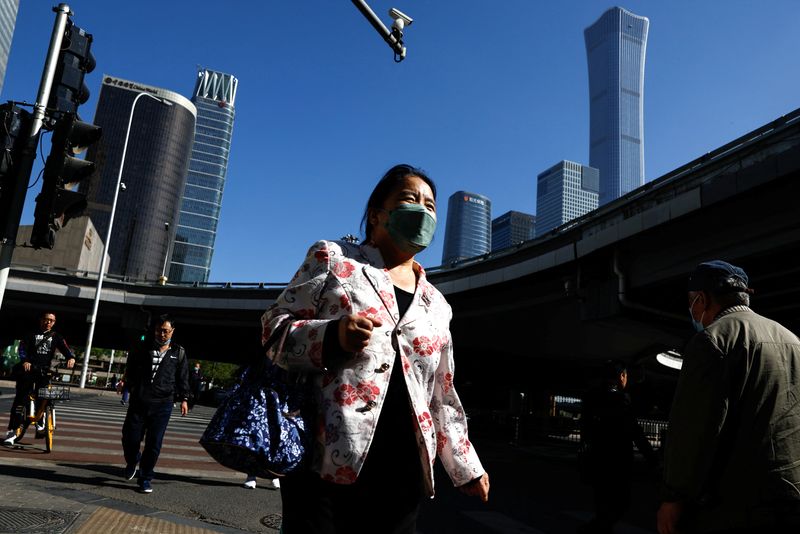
top-left (580, 360), bottom-right (657, 534)
top-left (658, 261), bottom-right (800, 534)
top-left (4, 312), bottom-right (75, 446)
top-left (118, 314), bottom-right (190, 494)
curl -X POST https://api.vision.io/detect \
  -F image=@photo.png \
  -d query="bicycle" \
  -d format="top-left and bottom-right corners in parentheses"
top-left (7, 366), bottom-right (70, 453)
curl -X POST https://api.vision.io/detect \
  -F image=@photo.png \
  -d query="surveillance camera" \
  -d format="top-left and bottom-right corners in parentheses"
top-left (389, 7), bottom-right (413, 36)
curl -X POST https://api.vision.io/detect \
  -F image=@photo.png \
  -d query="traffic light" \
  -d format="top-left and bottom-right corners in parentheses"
top-left (0, 104), bottom-right (36, 244)
top-left (30, 114), bottom-right (101, 249)
top-left (48, 20), bottom-right (95, 115)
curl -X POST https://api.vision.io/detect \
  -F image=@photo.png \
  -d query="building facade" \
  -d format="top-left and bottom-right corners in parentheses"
top-left (13, 216), bottom-right (108, 273)
top-left (535, 161), bottom-right (598, 237)
top-left (168, 69), bottom-right (238, 283)
top-left (0, 0), bottom-right (19, 96)
top-left (585, 6), bottom-right (649, 206)
top-left (84, 75), bottom-right (196, 281)
top-left (441, 191), bottom-right (492, 265)
top-left (491, 210), bottom-right (535, 252)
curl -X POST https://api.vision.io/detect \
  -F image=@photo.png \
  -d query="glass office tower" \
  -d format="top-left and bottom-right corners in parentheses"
top-left (441, 191), bottom-right (492, 265)
top-left (0, 0), bottom-right (19, 96)
top-left (535, 161), bottom-right (598, 237)
top-left (491, 211), bottom-right (535, 252)
top-left (585, 6), bottom-right (649, 206)
top-left (169, 69), bottom-right (238, 283)
top-left (84, 76), bottom-right (196, 281)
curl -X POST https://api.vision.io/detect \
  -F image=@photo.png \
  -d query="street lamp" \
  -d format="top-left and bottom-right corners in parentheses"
top-left (79, 91), bottom-right (172, 388)
top-left (158, 221), bottom-right (170, 285)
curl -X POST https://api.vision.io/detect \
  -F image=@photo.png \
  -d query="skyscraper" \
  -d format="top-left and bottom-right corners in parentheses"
top-left (0, 0), bottom-right (19, 96)
top-left (84, 75), bottom-right (196, 281)
top-left (169, 69), bottom-right (238, 283)
top-left (491, 211), bottom-right (535, 252)
top-left (535, 161), bottom-right (598, 237)
top-left (441, 191), bottom-right (491, 265)
top-left (585, 6), bottom-right (649, 206)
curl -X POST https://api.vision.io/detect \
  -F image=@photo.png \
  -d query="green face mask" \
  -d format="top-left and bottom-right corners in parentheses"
top-left (383, 204), bottom-right (437, 253)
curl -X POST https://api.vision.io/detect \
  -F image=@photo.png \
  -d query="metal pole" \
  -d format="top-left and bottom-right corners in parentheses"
top-left (79, 91), bottom-right (168, 388)
top-left (350, 0), bottom-right (405, 57)
top-left (0, 4), bottom-right (71, 310)
top-left (158, 222), bottom-right (169, 285)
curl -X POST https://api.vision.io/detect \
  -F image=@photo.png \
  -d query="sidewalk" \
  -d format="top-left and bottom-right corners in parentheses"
top-left (0, 381), bottom-right (268, 534)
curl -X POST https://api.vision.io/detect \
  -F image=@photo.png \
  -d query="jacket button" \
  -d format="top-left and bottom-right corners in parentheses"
top-left (395, 329), bottom-right (401, 335)
top-left (375, 363), bottom-right (390, 372)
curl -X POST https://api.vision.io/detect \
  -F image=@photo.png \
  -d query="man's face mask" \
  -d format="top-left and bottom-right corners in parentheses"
top-left (383, 204), bottom-right (437, 254)
top-left (688, 294), bottom-right (705, 332)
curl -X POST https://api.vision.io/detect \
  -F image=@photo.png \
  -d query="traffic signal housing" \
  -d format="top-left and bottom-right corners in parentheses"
top-left (0, 104), bottom-right (36, 245)
top-left (48, 20), bottom-right (95, 115)
top-left (30, 114), bottom-right (101, 249)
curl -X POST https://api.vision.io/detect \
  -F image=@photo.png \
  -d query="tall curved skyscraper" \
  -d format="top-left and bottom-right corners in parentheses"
top-left (585, 6), bottom-right (649, 206)
top-left (169, 69), bottom-right (238, 283)
top-left (441, 191), bottom-right (492, 266)
top-left (85, 76), bottom-right (196, 281)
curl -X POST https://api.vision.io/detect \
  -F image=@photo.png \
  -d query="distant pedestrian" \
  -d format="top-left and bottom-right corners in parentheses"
top-left (117, 314), bottom-right (190, 494)
top-left (189, 362), bottom-right (203, 410)
top-left (5, 312), bottom-right (75, 446)
top-left (657, 261), bottom-right (800, 534)
top-left (579, 360), bottom-right (657, 534)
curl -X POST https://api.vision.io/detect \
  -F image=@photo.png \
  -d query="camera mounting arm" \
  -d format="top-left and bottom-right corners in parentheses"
top-left (351, 0), bottom-right (411, 62)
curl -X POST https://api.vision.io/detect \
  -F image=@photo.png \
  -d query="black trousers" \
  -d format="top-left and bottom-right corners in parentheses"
top-left (281, 467), bottom-right (422, 534)
top-left (8, 370), bottom-right (49, 431)
top-left (121, 400), bottom-right (173, 482)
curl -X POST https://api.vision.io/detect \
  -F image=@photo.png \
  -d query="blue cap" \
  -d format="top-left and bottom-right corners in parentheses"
top-left (688, 260), bottom-right (749, 292)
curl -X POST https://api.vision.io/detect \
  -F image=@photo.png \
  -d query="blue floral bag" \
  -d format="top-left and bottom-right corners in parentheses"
top-left (200, 340), bottom-right (310, 478)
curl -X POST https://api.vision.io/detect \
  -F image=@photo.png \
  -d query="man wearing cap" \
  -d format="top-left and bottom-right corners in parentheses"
top-left (657, 261), bottom-right (800, 534)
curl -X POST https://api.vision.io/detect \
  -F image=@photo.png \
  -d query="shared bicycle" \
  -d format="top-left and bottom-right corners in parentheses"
top-left (5, 366), bottom-right (70, 453)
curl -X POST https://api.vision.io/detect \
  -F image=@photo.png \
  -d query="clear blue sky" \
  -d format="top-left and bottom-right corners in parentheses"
top-left (3, 1), bottom-right (798, 282)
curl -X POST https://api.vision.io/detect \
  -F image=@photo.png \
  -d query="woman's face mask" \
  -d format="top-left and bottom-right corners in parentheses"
top-left (383, 203), bottom-right (437, 254)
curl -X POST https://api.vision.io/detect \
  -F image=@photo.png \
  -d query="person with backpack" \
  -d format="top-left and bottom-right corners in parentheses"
top-left (116, 314), bottom-right (190, 494)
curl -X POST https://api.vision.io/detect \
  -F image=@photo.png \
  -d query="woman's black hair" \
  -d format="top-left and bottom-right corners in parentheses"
top-left (360, 164), bottom-right (437, 242)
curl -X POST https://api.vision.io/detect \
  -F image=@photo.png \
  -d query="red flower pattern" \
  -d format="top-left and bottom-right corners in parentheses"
top-left (356, 381), bottom-right (380, 403)
top-left (332, 261), bottom-right (355, 278)
top-left (309, 341), bottom-right (323, 368)
top-left (379, 290), bottom-right (395, 310)
top-left (314, 248), bottom-right (329, 264)
top-left (333, 466), bottom-right (358, 484)
top-left (334, 384), bottom-right (358, 406)
top-left (413, 336), bottom-right (436, 356)
top-left (401, 355), bottom-right (411, 374)
top-left (441, 372), bottom-right (453, 394)
top-left (260, 325), bottom-right (272, 345)
top-left (436, 432), bottom-right (448, 454)
top-left (418, 411), bottom-right (433, 432)
top-left (457, 436), bottom-right (472, 456)
top-left (339, 294), bottom-right (351, 311)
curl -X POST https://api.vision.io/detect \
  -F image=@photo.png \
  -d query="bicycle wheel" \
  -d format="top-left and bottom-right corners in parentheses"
top-left (44, 406), bottom-right (54, 453)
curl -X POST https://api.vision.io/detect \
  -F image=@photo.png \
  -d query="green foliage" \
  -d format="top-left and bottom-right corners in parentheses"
top-left (194, 360), bottom-right (239, 388)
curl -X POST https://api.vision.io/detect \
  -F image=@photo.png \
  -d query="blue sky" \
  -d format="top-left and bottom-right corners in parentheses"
top-left (3, 1), bottom-right (799, 283)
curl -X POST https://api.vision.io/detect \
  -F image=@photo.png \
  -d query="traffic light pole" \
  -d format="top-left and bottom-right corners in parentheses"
top-left (0, 3), bottom-right (71, 310)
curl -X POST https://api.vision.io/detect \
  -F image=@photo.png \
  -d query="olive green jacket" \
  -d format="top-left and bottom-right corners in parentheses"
top-left (663, 306), bottom-right (800, 532)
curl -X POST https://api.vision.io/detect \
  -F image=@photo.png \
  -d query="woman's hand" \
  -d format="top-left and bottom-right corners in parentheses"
top-left (338, 315), bottom-right (383, 352)
top-left (458, 472), bottom-right (490, 502)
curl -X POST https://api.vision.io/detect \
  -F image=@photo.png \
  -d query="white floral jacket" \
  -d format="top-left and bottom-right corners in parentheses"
top-left (261, 240), bottom-right (484, 495)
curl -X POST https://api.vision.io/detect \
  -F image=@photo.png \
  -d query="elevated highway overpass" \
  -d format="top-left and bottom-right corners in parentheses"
top-left (2, 108), bottom-right (799, 405)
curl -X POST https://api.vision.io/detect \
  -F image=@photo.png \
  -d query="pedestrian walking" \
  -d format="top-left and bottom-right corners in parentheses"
top-left (261, 164), bottom-right (489, 533)
top-left (5, 312), bottom-right (75, 445)
top-left (117, 314), bottom-right (190, 494)
top-left (579, 360), bottom-right (657, 534)
top-left (188, 361), bottom-right (204, 410)
top-left (657, 261), bottom-right (800, 534)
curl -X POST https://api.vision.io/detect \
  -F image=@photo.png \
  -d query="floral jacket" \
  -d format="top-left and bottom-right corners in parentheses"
top-left (261, 240), bottom-right (484, 495)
